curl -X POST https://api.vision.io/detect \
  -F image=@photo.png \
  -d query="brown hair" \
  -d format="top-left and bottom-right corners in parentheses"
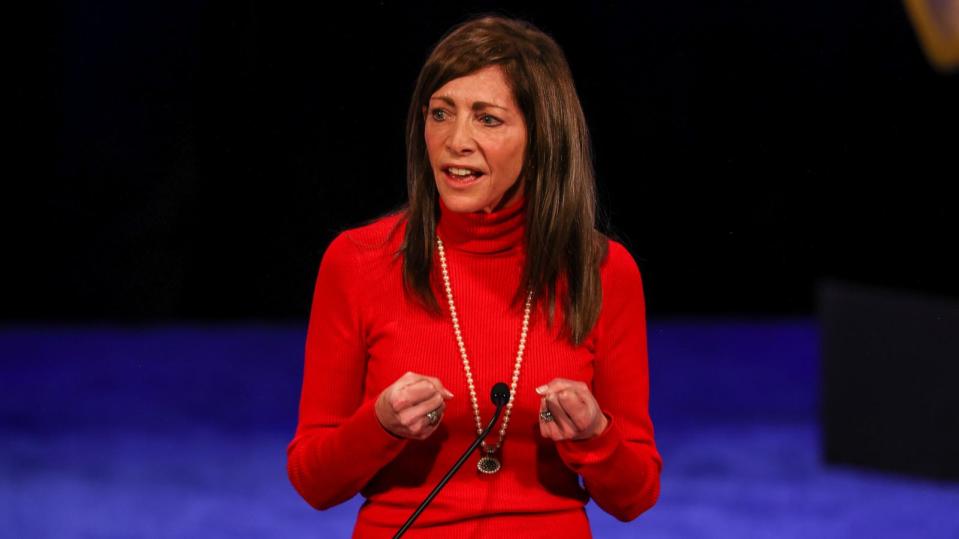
top-left (396, 13), bottom-right (610, 347)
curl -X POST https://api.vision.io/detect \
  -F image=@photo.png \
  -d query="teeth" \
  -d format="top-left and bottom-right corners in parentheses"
top-left (448, 167), bottom-right (478, 176)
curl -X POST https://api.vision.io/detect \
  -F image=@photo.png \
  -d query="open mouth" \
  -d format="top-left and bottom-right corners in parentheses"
top-left (443, 167), bottom-right (485, 184)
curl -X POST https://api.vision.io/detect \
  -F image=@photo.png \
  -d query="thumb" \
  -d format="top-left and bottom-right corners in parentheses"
top-left (426, 375), bottom-right (455, 399)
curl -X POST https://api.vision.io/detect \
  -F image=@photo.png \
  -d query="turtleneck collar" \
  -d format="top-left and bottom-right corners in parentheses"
top-left (436, 193), bottom-right (527, 255)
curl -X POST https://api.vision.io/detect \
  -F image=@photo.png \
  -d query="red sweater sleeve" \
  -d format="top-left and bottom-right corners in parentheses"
top-left (286, 232), bottom-right (409, 511)
top-left (554, 241), bottom-right (663, 521)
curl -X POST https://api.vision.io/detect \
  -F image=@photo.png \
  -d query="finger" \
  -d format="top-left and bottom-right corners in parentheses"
top-left (422, 375), bottom-right (455, 399)
top-left (399, 376), bottom-right (453, 404)
top-left (393, 379), bottom-right (440, 411)
top-left (400, 371), bottom-right (423, 386)
top-left (535, 378), bottom-right (587, 397)
top-left (538, 398), bottom-right (548, 438)
top-left (398, 391), bottom-right (445, 430)
top-left (389, 372), bottom-right (424, 410)
top-left (545, 393), bottom-right (578, 439)
top-left (399, 371), bottom-right (451, 396)
top-left (556, 388), bottom-right (594, 432)
top-left (539, 397), bottom-right (563, 440)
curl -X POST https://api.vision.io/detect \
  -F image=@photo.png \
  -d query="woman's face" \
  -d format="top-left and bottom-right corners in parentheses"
top-left (424, 65), bottom-right (527, 214)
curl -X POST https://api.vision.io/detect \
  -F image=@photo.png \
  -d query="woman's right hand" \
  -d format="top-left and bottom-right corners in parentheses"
top-left (375, 371), bottom-right (455, 440)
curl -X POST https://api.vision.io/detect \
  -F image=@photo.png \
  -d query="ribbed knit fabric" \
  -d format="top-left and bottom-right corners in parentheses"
top-left (286, 192), bottom-right (662, 538)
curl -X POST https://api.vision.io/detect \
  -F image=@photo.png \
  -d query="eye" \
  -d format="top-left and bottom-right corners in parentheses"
top-left (429, 108), bottom-right (448, 121)
top-left (479, 114), bottom-right (502, 126)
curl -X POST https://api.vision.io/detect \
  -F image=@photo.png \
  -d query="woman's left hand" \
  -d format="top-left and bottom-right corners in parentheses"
top-left (535, 378), bottom-right (609, 441)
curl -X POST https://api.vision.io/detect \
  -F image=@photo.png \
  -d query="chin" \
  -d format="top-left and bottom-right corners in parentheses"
top-left (434, 184), bottom-right (484, 213)
top-left (439, 193), bottom-right (484, 213)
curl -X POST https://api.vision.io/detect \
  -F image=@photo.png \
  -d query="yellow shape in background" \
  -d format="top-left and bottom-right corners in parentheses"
top-left (904, 0), bottom-right (959, 72)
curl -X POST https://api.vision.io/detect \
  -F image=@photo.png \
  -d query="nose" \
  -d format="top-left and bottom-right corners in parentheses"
top-left (447, 116), bottom-right (476, 154)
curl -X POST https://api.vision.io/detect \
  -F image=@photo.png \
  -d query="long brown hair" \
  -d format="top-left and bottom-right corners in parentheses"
top-left (397, 13), bottom-right (609, 347)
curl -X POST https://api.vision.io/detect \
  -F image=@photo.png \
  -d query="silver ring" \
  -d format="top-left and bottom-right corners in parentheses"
top-left (539, 409), bottom-right (554, 423)
top-left (426, 408), bottom-right (441, 426)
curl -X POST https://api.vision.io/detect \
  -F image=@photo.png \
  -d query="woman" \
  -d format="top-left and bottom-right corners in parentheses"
top-left (287, 14), bottom-right (662, 537)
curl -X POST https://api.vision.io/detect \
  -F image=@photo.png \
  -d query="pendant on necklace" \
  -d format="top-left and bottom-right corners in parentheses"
top-left (477, 453), bottom-right (501, 474)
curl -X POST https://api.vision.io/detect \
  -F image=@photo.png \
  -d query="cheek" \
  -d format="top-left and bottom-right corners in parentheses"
top-left (506, 140), bottom-right (527, 173)
top-left (423, 130), bottom-right (440, 163)
top-left (491, 138), bottom-right (525, 169)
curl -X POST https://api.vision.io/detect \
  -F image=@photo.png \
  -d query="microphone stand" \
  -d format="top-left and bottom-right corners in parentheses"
top-left (394, 383), bottom-right (509, 539)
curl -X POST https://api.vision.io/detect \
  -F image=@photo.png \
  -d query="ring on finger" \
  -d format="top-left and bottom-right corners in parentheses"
top-left (539, 409), bottom-right (554, 423)
top-left (425, 407), bottom-right (442, 426)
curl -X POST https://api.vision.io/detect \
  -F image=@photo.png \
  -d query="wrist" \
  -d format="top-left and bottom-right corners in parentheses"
top-left (587, 412), bottom-right (610, 440)
top-left (568, 413), bottom-right (609, 441)
top-left (374, 392), bottom-right (404, 439)
top-left (372, 393), bottom-right (388, 428)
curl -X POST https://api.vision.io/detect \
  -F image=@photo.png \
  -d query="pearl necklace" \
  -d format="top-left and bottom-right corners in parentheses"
top-left (436, 235), bottom-right (534, 474)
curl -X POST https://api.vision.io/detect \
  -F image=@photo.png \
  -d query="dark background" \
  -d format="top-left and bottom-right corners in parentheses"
top-left (4, 4), bottom-right (959, 535)
top-left (10, 0), bottom-right (957, 322)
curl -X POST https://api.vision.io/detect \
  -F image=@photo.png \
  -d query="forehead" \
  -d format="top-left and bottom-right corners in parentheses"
top-left (429, 65), bottom-right (516, 106)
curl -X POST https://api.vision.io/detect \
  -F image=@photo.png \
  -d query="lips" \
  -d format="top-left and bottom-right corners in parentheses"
top-left (440, 163), bottom-right (485, 186)
top-left (442, 168), bottom-right (484, 185)
top-left (444, 165), bottom-right (485, 175)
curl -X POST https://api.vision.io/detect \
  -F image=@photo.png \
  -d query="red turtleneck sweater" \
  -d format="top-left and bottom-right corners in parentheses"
top-left (286, 194), bottom-right (661, 537)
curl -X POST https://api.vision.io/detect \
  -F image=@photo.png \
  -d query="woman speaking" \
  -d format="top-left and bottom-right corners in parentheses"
top-left (287, 14), bottom-right (662, 537)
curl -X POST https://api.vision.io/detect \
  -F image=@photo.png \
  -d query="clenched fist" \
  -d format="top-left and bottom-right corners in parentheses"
top-left (375, 371), bottom-right (455, 440)
top-left (536, 378), bottom-right (609, 441)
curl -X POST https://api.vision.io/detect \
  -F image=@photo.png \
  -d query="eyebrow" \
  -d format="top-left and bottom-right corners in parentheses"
top-left (430, 95), bottom-right (508, 112)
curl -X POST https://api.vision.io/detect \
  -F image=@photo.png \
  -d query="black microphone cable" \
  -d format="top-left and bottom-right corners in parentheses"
top-left (394, 382), bottom-right (510, 538)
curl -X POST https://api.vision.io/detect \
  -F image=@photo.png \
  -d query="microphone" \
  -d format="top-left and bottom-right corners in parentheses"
top-left (490, 381), bottom-right (509, 407)
top-left (394, 382), bottom-right (510, 538)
